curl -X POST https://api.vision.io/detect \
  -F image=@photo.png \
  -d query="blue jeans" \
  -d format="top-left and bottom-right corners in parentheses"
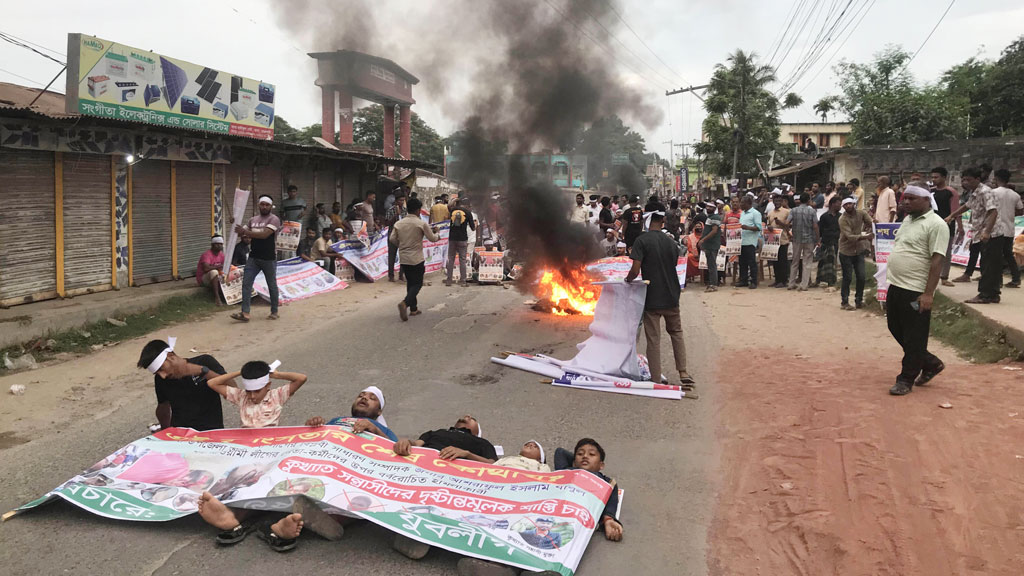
top-left (242, 257), bottom-right (278, 314)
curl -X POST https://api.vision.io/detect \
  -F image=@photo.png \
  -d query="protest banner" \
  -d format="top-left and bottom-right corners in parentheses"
top-left (10, 424), bottom-right (609, 576)
top-left (219, 266), bottom-right (246, 306)
top-left (873, 223), bottom-right (900, 303)
top-left (725, 224), bottom-right (742, 256)
top-left (761, 228), bottom-right (782, 261)
top-left (422, 222), bottom-right (451, 274)
top-left (586, 256), bottom-right (688, 288)
top-left (698, 250), bottom-right (727, 272)
top-left (479, 251), bottom-right (505, 283)
top-left (254, 258), bottom-right (347, 304)
top-left (334, 258), bottom-right (355, 283)
top-left (333, 230), bottom-right (393, 281)
top-left (221, 188), bottom-right (250, 276)
top-left (276, 221), bottom-right (302, 253)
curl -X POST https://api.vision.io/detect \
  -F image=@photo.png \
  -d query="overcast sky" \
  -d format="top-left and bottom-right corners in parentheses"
top-left (3, 0), bottom-right (1022, 163)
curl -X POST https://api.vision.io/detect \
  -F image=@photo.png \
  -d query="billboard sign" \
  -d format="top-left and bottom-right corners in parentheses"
top-left (66, 34), bottom-right (275, 139)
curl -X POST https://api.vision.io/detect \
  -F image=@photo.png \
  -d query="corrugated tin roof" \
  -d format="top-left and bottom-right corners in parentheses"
top-left (766, 155), bottom-right (830, 177)
top-left (0, 82), bottom-right (74, 117)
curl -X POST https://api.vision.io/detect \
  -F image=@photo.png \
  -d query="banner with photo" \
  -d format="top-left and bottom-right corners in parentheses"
top-left (10, 425), bottom-right (609, 576)
top-left (698, 250), bottom-right (727, 272)
top-left (873, 223), bottom-right (900, 303)
top-left (761, 228), bottom-right (782, 261)
top-left (586, 256), bottom-right (687, 288)
top-left (254, 258), bottom-right (347, 304)
top-left (950, 214), bottom-right (1024, 267)
top-left (479, 251), bottom-right (505, 283)
top-left (275, 221), bottom-right (302, 253)
top-left (219, 266), bottom-right (247, 306)
top-left (725, 224), bottom-right (742, 256)
top-left (221, 188), bottom-right (250, 276)
top-left (333, 223), bottom-right (450, 282)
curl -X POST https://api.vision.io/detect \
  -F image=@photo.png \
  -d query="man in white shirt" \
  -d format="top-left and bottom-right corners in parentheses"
top-left (991, 169), bottom-right (1023, 288)
top-left (570, 193), bottom-right (590, 226)
top-left (874, 176), bottom-right (897, 223)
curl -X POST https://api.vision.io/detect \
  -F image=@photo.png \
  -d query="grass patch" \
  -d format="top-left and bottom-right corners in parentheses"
top-left (1, 293), bottom-right (220, 373)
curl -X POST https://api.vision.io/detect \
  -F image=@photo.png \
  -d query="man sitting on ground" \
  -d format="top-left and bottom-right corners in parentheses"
top-left (197, 235), bottom-right (227, 304)
top-left (137, 338), bottom-right (226, 431)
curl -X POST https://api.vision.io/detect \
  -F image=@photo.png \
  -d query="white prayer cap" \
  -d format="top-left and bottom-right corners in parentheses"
top-left (484, 239), bottom-right (495, 246)
top-left (334, 227), bottom-right (345, 233)
top-left (241, 360), bottom-right (281, 391)
top-left (527, 440), bottom-right (546, 464)
top-left (616, 241), bottom-right (627, 248)
top-left (771, 187), bottom-right (782, 195)
top-left (258, 195), bottom-right (274, 205)
top-left (841, 197), bottom-right (856, 206)
top-left (146, 337), bottom-right (177, 374)
top-left (715, 199), bottom-right (724, 205)
top-left (211, 235), bottom-right (225, 245)
top-left (362, 386), bottom-right (385, 409)
top-left (745, 191), bottom-right (756, 197)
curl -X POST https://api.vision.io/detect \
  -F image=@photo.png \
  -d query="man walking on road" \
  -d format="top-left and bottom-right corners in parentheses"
top-left (626, 206), bottom-right (694, 386)
top-left (390, 197), bottom-right (439, 320)
top-left (767, 194), bottom-right (790, 287)
top-left (385, 194), bottom-right (407, 283)
top-left (232, 195), bottom-right (280, 322)
top-left (817, 196), bottom-right (842, 290)
top-left (736, 195), bottom-right (762, 289)
top-left (885, 185), bottom-right (949, 396)
top-left (786, 192), bottom-right (820, 291)
top-left (838, 196), bottom-right (873, 310)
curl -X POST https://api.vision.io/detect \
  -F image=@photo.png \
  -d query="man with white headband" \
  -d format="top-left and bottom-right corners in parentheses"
top-left (626, 203), bottom-right (694, 386)
top-left (838, 195), bottom-right (874, 310)
top-left (197, 235), bottom-right (226, 304)
top-left (884, 181), bottom-right (949, 396)
top-left (232, 194), bottom-right (281, 322)
top-left (137, 337), bottom-right (226, 431)
top-left (304, 386), bottom-right (397, 441)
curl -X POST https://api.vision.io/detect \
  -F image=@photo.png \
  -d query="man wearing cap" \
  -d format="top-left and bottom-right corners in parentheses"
top-left (838, 195), bottom-right (874, 309)
top-left (884, 183), bottom-right (949, 396)
top-left (137, 338), bottom-right (226, 431)
top-left (197, 235), bottom-right (227, 304)
top-left (233, 195), bottom-right (281, 322)
top-left (698, 202), bottom-right (723, 291)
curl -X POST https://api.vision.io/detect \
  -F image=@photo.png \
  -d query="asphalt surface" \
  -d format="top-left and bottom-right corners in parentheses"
top-left (0, 279), bottom-right (716, 576)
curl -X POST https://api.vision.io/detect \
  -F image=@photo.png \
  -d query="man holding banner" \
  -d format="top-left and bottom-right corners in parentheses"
top-left (884, 185), bottom-right (949, 396)
top-left (232, 195), bottom-right (281, 322)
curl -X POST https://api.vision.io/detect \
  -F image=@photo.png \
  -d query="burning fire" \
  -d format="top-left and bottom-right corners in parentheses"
top-left (536, 268), bottom-right (600, 316)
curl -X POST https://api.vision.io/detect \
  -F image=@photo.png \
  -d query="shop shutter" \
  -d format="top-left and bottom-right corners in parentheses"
top-left (175, 162), bottom-right (213, 278)
top-left (256, 166), bottom-right (283, 206)
top-left (62, 153), bottom-right (112, 292)
top-left (0, 150), bottom-right (56, 302)
top-left (286, 168), bottom-right (318, 212)
top-left (131, 160), bottom-right (173, 284)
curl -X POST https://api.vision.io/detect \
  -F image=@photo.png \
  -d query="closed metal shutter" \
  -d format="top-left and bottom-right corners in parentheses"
top-left (131, 160), bottom-right (172, 284)
top-left (62, 154), bottom-right (112, 292)
top-left (287, 169), bottom-right (319, 208)
top-left (175, 162), bottom-right (212, 278)
top-left (0, 150), bottom-right (56, 303)
top-left (256, 166), bottom-right (283, 206)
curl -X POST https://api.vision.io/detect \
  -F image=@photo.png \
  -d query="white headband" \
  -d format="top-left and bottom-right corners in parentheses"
top-left (903, 185), bottom-right (939, 211)
top-left (258, 195), bottom-right (274, 205)
top-left (241, 360), bottom-right (281, 391)
top-left (527, 439), bottom-right (546, 464)
top-left (616, 241), bottom-right (627, 248)
top-left (771, 188), bottom-right (782, 195)
top-left (362, 386), bottom-right (385, 409)
top-left (146, 337), bottom-right (176, 373)
top-left (841, 197), bottom-right (855, 206)
top-left (211, 235), bottom-right (225, 244)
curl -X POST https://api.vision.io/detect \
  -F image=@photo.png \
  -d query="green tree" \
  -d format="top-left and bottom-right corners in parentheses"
top-left (570, 115), bottom-right (651, 188)
top-left (813, 96), bottom-right (839, 123)
top-left (353, 104), bottom-right (445, 165)
top-left (694, 49), bottom-right (802, 178)
top-left (273, 116), bottom-right (323, 145)
top-left (941, 37), bottom-right (1024, 138)
top-left (830, 46), bottom-right (967, 145)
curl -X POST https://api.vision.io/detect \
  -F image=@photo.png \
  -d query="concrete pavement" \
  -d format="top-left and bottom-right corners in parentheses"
top-left (0, 279), bottom-right (716, 576)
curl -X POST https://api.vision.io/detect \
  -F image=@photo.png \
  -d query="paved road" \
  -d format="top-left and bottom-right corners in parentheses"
top-left (0, 279), bottom-right (716, 575)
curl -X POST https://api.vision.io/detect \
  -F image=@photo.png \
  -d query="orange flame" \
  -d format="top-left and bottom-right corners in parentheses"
top-left (537, 268), bottom-right (600, 316)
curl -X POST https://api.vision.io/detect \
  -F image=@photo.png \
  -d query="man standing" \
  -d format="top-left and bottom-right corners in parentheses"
top-left (991, 169), bottom-right (1023, 289)
top-left (329, 201), bottom-right (346, 232)
top-left (850, 178), bottom-right (865, 210)
top-left (767, 194), bottom-right (790, 288)
top-left (385, 194), bottom-right (407, 283)
top-left (816, 196), bottom-right (842, 290)
top-left (311, 203), bottom-right (332, 237)
top-left (390, 197), bottom-right (439, 320)
top-left (786, 192), bottom-right (820, 291)
top-left (618, 195), bottom-right (645, 249)
top-left (697, 202), bottom-right (723, 292)
top-left (587, 194), bottom-right (601, 228)
top-left (598, 196), bottom-right (616, 236)
top-left (137, 338), bottom-right (226, 431)
top-left (838, 197), bottom-right (873, 309)
top-left (445, 198), bottom-right (475, 286)
top-left (570, 193), bottom-right (590, 226)
top-left (232, 195), bottom-right (280, 322)
top-left (884, 185), bottom-right (949, 396)
top-left (280, 185), bottom-right (306, 224)
top-left (429, 195), bottom-right (450, 224)
top-left (811, 183), bottom-right (825, 209)
top-left (197, 235), bottom-right (226, 304)
top-left (358, 191), bottom-right (377, 234)
top-left (874, 176), bottom-right (897, 223)
top-left (666, 198), bottom-right (684, 239)
top-left (626, 207), bottom-right (694, 385)
top-left (736, 195), bottom-right (763, 289)
top-left (947, 168), bottom-right (999, 303)
top-left (929, 167), bottom-right (960, 287)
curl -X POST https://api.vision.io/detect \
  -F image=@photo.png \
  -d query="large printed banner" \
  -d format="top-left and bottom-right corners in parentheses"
top-left (761, 228), bottom-right (782, 261)
top-left (67, 34), bottom-right (275, 139)
top-left (479, 251), bottom-right (505, 283)
top-left (586, 256), bottom-right (687, 288)
top-left (950, 214), bottom-right (1024, 267)
top-left (275, 221), bottom-right (302, 254)
top-left (725, 224), bottom-right (742, 256)
top-left (333, 223), bottom-right (451, 282)
top-left (254, 258), bottom-right (347, 304)
top-left (11, 425), bottom-right (608, 576)
top-left (873, 223), bottom-right (899, 303)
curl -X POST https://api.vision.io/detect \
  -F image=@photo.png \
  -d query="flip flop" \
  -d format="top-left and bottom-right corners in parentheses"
top-left (215, 518), bottom-right (258, 545)
top-left (679, 374), bottom-right (696, 385)
top-left (256, 522), bottom-right (298, 553)
top-left (268, 313), bottom-right (279, 320)
top-left (230, 312), bottom-right (249, 323)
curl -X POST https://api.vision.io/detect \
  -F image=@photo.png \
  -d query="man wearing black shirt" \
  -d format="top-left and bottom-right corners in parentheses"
top-left (392, 414), bottom-right (497, 462)
top-left (598, 196), bottom-right (616, 236)
top-left (445, 199), bottom-right (476, 286)
top-left (231, 236), bottom-right (250, 267)
top-left (929, 166), bottom-right (959, 286)
top-left (626, 207), bottom-right (694, 386)
top-left (137, 338), bottom-right (226, 431)
top-left (618, 195), bottom-right (645, 249)
top-left (817, 196), bottom-right (842, 288)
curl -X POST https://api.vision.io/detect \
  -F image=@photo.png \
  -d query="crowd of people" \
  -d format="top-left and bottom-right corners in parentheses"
top-left (136, 337), bottom-right (622, 575)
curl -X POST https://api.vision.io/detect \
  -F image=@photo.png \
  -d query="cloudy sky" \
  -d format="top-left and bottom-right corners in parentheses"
top-left (3, 0), bottom-right (1022, 163)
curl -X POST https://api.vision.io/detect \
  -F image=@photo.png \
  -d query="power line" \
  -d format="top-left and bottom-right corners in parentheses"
top-left (0, 30), bottom-right (65, 57)
top-left (795, 0), bottom-right (875, 95)
top-left (577, 1), bottom-right (682, 88)
top-left (0, 66), bottom-right (48, 87)
top-left (772, 0), bottom-right (824, 74)
top-left (599, 0), bottom-right (691, 86)
top-left (765, 0), bottom-right (806, 69)
top-left (774, 0), bottom-right (843, 91)
top-left (776, 0), bottom-right (860, 95)
top-left (900, 0), bottom-right (956, 74)
top-left (0, 32), bottom-right (65, 66)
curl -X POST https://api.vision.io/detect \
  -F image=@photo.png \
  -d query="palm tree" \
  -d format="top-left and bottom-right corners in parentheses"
top-left (814, 96), bottom-right (838, 123)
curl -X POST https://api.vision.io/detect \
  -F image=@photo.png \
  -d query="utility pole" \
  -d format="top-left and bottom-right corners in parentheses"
top-left (732, 75), bottom-right (744, 181)
top-left (665, 85), bottom-right (709, 100)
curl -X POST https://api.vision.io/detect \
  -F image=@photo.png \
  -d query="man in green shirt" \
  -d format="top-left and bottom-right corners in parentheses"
top-left (884, 185), bottom-right (950, 396)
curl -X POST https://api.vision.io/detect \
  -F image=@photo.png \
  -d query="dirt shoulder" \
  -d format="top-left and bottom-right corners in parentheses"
top-left (703, 286), bottom-right (1024, 576)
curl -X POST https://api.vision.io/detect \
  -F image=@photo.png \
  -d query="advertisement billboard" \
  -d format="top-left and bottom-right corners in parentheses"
top-left (66, 34), bottom-right (275, 139)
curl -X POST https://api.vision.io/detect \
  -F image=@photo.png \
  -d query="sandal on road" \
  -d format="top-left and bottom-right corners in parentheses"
top-left (256, 523), bottom-right (297, 553)
top-left (230, 312), bottom-right (250, 323)
top-left (915, 362), bottom-right (945, 386)
top-left (268, 313), bottom-right (279, 320)
top-left (215, 520), bottom-right (258, 546)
